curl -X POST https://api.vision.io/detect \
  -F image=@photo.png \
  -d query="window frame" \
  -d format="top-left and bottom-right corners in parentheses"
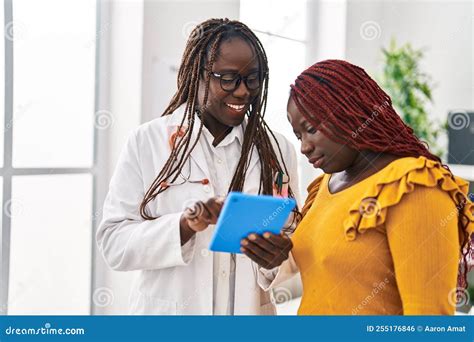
top-left (0, 0), bottom-right (106, 315)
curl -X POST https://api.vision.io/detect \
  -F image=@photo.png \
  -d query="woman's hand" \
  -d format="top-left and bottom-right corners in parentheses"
top-left (183, 197), bottom-right (225, 231)
top-left (240, 232), bottom-right (293, 269)
top-left (180, 197), bottom-right (225, 245)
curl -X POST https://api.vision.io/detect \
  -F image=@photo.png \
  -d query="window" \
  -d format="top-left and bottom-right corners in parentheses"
top-left (240, 0), bottom-right (307, 151)
top-left (1, 0), bottom-right (98, 314)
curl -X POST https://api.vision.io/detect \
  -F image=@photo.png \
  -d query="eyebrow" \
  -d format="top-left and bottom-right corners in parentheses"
top-left (301, 120), bottom-right (312, 128)
top-left (213, 68), bottom-right (259, 74)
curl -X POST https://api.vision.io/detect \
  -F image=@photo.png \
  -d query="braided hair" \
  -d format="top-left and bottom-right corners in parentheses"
top-left (290, 59), bottom-right (473, 292)
top-left (140, 18), bottom-right (298, 224)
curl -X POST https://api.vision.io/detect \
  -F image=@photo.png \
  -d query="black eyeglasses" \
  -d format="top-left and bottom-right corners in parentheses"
top-left (209, 71), bottom-right (262, 92)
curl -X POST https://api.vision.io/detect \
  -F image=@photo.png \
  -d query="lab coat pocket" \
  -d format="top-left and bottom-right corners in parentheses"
top-left (130, 292), bottom-right (178, 315)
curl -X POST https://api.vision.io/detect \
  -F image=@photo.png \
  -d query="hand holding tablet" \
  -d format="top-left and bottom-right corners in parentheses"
top-left (208, 192), bottom-right (296, 268)
top-left (240, 231), bottom-right (293, 270)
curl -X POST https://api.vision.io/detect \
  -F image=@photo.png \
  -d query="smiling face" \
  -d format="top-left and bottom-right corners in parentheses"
top-left (197, 36), bottom-right (260, 128)
top-left (287, 96), bottom-right (359, 174)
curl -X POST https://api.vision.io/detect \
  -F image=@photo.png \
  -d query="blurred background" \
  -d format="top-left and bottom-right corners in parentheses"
top-left (0, 0), bottom-right (472, 315)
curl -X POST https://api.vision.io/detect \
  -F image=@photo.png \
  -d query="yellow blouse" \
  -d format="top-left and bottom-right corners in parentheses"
top-left (292, 156), bottom-right (474, 315)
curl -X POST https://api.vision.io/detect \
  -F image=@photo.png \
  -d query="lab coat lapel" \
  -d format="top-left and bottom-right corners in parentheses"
top-left (188, 119), bottom-right (212, 182)
top-left (167, 105), bottom-right (262, 186)
top-left (166, 104), bottom-right (212, 182)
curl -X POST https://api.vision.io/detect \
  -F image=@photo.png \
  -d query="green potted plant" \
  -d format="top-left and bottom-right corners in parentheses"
top-left (379, 39), bottom-right (446, 158)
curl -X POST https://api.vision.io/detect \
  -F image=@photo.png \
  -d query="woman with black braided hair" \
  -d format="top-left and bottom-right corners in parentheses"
top-left (96, 18), bottom-right (300, 315)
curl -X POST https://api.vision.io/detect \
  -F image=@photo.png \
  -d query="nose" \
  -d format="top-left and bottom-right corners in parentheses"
top-left (300, 137), bottom-right (313, 157)
top-left (232, 79), bottom-right (251, 99)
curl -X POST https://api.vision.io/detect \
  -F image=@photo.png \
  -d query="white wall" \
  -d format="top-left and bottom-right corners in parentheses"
top-left (94, 0), bottom-right (144, 315)
top-left (141, 0), bottom-right (240, 123)
top-left (344, 0), bottom-right (473, 151)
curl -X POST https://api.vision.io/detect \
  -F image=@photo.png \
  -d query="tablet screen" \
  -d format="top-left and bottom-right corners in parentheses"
top-left (209, 192), bottom-right (296, 254)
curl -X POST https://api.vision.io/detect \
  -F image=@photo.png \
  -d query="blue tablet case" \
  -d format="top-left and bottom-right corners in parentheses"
top-left (209, 192), bottom-right (297, 254)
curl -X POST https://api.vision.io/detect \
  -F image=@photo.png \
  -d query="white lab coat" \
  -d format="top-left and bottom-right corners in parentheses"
top-left (96, 105), bottom-right (300, 315)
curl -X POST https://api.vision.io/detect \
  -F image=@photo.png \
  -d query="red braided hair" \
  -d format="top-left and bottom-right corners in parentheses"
top-left (290, 59), bottom-right (439, 161)
top-left (290, 59), bottom-right (473, 295)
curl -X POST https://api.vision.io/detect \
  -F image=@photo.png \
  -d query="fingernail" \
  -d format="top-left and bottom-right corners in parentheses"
top-left (241, 239), bottom-right (248, 246)
top-left (249, 234), bottom-right (256, 241)
top-left (240, 247), bottom-right (245, 253)
top-left (263, 232), bottom-right (271, 239)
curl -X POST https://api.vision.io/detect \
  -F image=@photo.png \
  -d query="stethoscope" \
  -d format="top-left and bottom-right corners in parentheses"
top-left (160, 158), bottom-right (210, 189)
top-left (160, 125), bottom-right (290, 197)
top-left (159, 126), bottom-right (210, 190)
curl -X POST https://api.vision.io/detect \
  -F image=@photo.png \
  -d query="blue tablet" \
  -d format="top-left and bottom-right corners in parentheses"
top-left (209, 192), bottom-right (297, 254)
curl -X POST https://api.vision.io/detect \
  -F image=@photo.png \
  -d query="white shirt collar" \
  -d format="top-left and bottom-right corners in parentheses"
top-left (200, 120), bottom-right (244, 148)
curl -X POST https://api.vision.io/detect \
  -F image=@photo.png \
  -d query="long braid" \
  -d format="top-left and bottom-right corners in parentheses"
top-left (290, 59), bottom-right (473, 296)
top-left (140, 18), bottom-right (298, 224)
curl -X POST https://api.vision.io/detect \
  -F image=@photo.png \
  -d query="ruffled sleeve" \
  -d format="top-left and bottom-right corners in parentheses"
top-left (344, 156), bottom-right (474, 242)
top-left (301, 174), bottom-right (324, 218)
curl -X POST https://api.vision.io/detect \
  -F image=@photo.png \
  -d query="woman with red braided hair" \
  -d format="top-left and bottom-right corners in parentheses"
top-left (281, 59), bottom-right (472, 315)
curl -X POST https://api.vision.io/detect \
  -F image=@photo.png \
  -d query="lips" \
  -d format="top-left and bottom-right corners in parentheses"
top-left (225, 103), bottom-right (247, 113)
top-left (308, 155), bottom-right (324, 168)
